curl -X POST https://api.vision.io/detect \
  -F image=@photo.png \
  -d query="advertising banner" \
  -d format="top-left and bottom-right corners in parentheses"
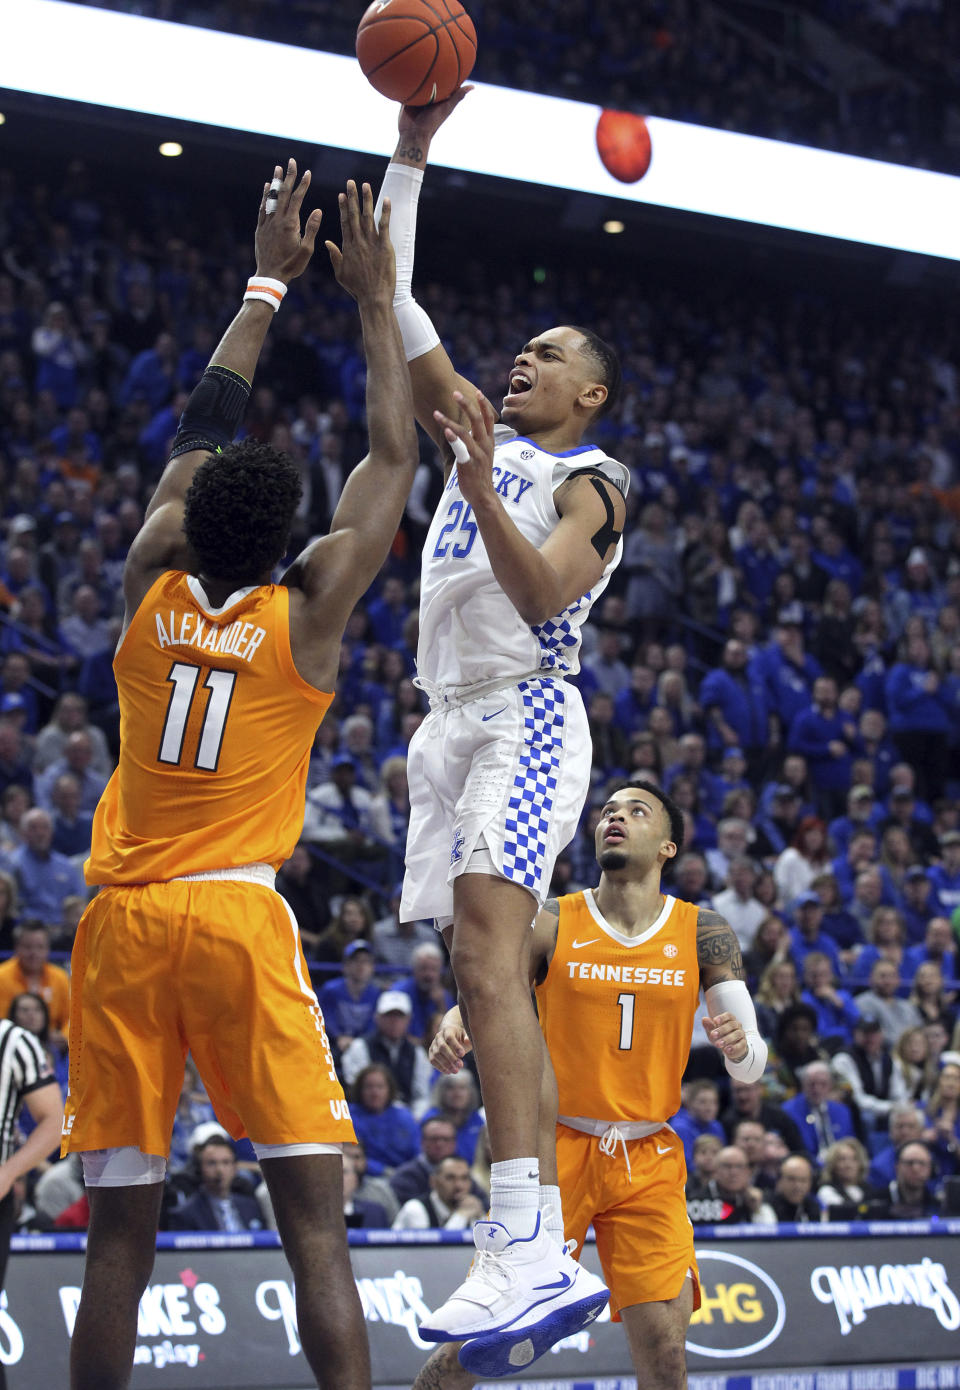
top-left (1, 1226), bottom-right (958, 1385)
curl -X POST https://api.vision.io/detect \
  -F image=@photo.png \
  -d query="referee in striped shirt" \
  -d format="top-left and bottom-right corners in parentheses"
top-left (0, 1015), bottom-right (62, 1389)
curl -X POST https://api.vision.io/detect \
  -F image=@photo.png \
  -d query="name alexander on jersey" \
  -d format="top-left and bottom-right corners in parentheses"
top-left (566, 960), bottom-right (687, 987)
top-left (154, 610), bottom-right (267, 665)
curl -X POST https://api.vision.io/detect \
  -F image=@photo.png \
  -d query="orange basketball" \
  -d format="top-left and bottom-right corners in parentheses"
top-left (357, 0), bottom-right (477, 107)
top-left (595, 110), bottom-right (652, 184)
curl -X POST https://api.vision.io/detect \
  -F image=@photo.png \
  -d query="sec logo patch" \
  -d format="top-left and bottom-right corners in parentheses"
top-left (663, 943), bottom-right (678, 958)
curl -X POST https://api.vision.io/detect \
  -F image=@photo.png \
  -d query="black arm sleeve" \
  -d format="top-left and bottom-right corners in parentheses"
top-left (169, 365), bottom-right (252, 460)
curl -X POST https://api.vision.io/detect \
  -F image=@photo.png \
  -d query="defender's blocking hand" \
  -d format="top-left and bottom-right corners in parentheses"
top-left (255, 159), bottom-right (322, 283)
top-left (325, 181), bottom-right (396, 304)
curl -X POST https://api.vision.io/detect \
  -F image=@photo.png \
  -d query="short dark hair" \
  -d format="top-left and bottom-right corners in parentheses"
top-left (8, 991), bottom-right (49, 1043)
top-left (602, 779), bottom-right (685, 852)
top-left (568, 325), bottom-right (622, 418)
top-left (199, 1135), bottom-right (235, 1158)
top-left (183, 439), bottom-right (302, 581)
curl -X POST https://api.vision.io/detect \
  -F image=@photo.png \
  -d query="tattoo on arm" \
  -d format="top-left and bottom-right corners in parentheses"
top-left (543, 898), bottom-right (560, 918)
top-left (696, 908), bottom-right (746, 982)
top-left (397, 143), bottom-right (424, 162)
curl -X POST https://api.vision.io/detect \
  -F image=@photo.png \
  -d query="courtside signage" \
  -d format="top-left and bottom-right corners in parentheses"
top-left (6, 0), bottom-right (960, 261)
top-left (687, 1249), bottom-right (786, 1358)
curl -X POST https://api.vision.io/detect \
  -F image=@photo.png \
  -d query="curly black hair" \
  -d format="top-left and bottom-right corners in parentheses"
top-left (182, 439), bottom-right (303, 581)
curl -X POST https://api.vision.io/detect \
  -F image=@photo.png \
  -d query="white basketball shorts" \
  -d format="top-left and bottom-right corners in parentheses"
top-left (400, 676), bottom-right (591, 923)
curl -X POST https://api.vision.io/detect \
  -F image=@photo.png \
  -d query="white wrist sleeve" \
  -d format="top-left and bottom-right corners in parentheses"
top-left (704, 980), bottom-right (768, 1082)
top-left (375, 162), bottom-right (440, 362)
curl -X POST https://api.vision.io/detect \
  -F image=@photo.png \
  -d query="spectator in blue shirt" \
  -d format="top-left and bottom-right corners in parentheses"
top-left (349, 1064), bottom-right (420, 1176)
top-left (789, 893), bottom-right (844, 980)
top-left (35, 730), bottom-right (109, 818)
top-left (828, 784), bottom-right (884, 858)
top-left (788, 676), bottom-right (858, 818)
top-left (831, 828), bottom-right (881, 905)
top-left (810, 871), bottom-right (863, 960)
top-left (904, 917), bottom-right (958, 989)
top-left (671, 1080), bottom-right (726, 1169)
top-left (750, 608), bottom-right (822, 742)
top-left (394, 942), bottom-right (455, 1046)
top-left (699, 639), bottom-right (767, 765)
top-left (881, 785), bottom-right (940, 863)
top-left (851, 905), bottom-right (909, 988)
top-left (613, 662), bottom-right (656, 738)
top-left (663, 732), bottom-right (719, 811)
top-left (754, 783), bottom-right (803, 861)
top-left (419, 1072), bottom-right (485, 1166)
top-left (366, 575), bottom-right (410, 649)
top-left (48, 772), bottom-right (94, 860)
top-left (800, 951), bottom-right (861, 1049)
top-left (317, 942), bottom-right (382, 1053)
top-left (885, 634), bottom-right (951, 802)
top-left (852, 708), bottom-right (897, 798)
top-left (928, 833), bottom-right (960, 918)
top-left (9, 808), bottom-right (85, 926)
top-left (900, 867), bottom-right (937, 947)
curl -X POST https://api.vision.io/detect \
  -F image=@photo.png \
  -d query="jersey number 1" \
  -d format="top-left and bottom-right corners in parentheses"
top-left (159, 662), bottom-right (236, 771)
top-left (617, 992), bottom-right (636, 1051)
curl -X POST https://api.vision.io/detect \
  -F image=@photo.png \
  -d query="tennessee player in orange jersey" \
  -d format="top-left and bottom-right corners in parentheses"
top-left (64, 165), bottom-right (416, 1390)
top-left (420, 780), bottom-right (768, 1387)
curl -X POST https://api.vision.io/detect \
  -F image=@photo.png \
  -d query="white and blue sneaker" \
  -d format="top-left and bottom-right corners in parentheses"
top-left (418, 1213), bottom-right (609, 1369)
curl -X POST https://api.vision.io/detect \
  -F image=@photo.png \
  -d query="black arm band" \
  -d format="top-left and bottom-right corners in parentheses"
top-left (169, 365), bottom-right (252, 460)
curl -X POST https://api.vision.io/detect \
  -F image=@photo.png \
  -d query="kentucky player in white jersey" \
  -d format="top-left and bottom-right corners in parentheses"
top-left (375, 91), bottom-right (627, 1369)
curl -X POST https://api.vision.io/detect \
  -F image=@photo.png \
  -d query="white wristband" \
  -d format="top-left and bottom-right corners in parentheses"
top-left (243, 275), bottom-right (287, 312)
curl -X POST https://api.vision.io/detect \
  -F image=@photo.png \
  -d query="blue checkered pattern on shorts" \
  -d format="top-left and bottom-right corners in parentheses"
top-left (532, 593), bottom-right (591, 672)
top-left (501, 680), bottom-right (566, 891)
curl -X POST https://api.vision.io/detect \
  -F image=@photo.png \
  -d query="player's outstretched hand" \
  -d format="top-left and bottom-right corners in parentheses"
top-left (398, 85), bottom-right (473, 150)
top-left (255, 159), bottom-right (322, 283)
top-left (701, 1010), bottom-right (748, 1064)
top-left (434, 389), bottom-right (496, 504)
top-left (326, 181), bottom-right (395, 304)
top-left (429, 1018), bottom-right (473, 1074)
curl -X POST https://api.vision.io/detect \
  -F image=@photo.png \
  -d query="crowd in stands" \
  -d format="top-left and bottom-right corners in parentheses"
top-left (1, 138), bottom-right (960, 1228)
top-left (59, 0), bottom-right (957, 171)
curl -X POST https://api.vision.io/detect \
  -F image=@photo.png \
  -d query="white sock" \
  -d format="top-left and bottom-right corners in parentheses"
top-left (489, 1157), bottom-right (540, 1236)
top-left (539, 1184), bottom-right (565, 1246)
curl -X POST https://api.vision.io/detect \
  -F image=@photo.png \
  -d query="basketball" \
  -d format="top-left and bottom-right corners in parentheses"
top-left (356, 0), bottom-right (477, 107)
top-left (596, 110), bottom-right (653, 184)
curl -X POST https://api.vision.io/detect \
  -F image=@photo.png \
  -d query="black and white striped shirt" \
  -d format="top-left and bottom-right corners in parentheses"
top-left (0, 1021), bottom-right (56, 1164)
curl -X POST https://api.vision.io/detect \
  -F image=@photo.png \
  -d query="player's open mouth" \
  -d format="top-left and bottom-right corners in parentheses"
top-left (603, 826), bottom-right (626, 843)
top-left (504, 370), bottom-right (533, 405)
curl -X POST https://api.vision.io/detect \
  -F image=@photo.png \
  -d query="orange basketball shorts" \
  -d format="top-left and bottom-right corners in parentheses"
top-left (557, 1124), bottom-right (700, 1319)
top-left (61, 878), bottom-right (355, 1158)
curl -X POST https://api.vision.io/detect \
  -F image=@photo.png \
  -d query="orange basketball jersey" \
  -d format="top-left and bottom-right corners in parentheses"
top-left (536, 889), bottom-right (701, 1123)
top-left (87, 571), bottom-right (332, 884)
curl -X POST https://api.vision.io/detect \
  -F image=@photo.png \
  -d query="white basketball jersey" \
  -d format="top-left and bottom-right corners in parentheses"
top-left (417, 426), bottom-right (629, 690)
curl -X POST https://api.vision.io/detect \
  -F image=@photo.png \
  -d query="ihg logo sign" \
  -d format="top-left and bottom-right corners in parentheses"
top-left (686, 1251), bottom-right (786, 1359)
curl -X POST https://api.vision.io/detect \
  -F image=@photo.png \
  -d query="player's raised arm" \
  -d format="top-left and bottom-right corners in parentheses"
top-left (435, 388), bottom-right (626, 625)
top-left (282, 182), bottom-right (418, 630)
top-left (375, 93), bottom-right (479, 459)
top-left (123, 160), bottom-right (321, 619)
top-left (696, 907), bottom-right (768, 1082)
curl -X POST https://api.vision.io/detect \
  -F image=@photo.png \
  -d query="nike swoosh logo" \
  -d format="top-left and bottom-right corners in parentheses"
top-left (656, 1143), bottom-right (672, 1155)
top-left (481, 706), bottom-right (508, 721)
top-left (533, 1272), bottom-right (573, 1292)
top-left (571, 938), bottom-right (600, 949)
